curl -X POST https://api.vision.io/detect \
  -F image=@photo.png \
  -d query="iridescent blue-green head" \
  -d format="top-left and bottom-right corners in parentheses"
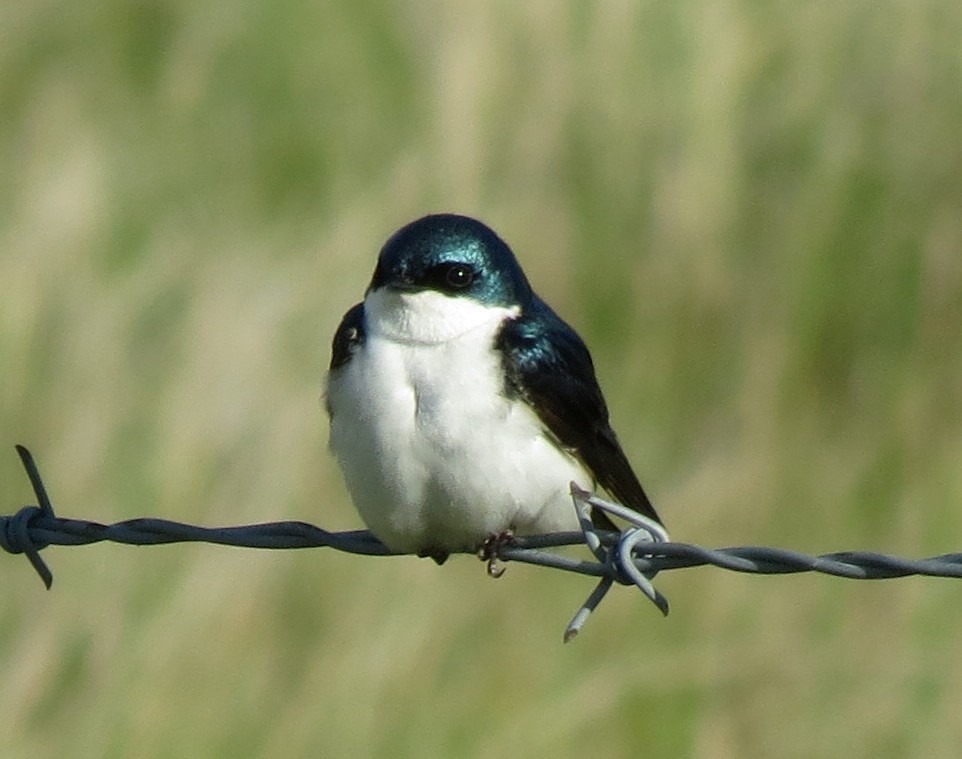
top-left (368, 214), bottom-right (533, 308)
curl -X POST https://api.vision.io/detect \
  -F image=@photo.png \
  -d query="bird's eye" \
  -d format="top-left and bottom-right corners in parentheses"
top-left (444, 263), bottom-right (475, 289)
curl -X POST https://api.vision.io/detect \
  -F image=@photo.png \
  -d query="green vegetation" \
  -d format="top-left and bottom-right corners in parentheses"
top-left (2, 2), bottom-right (961, 757)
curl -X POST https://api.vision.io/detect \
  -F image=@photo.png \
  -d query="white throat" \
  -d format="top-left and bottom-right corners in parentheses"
top-left (364, 287), bottom-right (518, 345)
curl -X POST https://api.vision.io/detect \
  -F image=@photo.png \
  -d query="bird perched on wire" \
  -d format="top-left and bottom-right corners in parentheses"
top-left (325, 213), bottom-right (664, 564)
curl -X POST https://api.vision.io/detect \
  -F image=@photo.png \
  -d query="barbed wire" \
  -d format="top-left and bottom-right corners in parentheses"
top-left (4, 445), bottom-right (962, 641)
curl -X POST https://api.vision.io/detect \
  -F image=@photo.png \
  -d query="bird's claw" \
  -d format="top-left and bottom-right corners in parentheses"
top-left (477, 530), bottom-right (515, 578)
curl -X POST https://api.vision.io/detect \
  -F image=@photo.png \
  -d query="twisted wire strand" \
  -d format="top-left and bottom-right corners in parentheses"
top-left (5, 446), bottom-right (961, 640)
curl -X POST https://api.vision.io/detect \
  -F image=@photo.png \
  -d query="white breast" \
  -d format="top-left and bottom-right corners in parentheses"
top-left (326, 288), bottom-right (587, 556)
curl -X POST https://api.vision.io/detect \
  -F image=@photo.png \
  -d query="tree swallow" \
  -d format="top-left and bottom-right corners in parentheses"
top-left (325, 213), bottom-right (663, 563)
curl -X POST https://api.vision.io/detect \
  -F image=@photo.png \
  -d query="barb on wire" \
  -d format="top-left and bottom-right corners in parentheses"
top-left (4, 446), bottom-right (962, 641)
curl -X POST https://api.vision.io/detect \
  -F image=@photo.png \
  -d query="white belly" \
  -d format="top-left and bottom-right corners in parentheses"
top-left (326, 289), bottom-right (587, 555)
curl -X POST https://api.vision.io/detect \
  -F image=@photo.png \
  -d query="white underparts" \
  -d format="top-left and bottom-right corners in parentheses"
top-left (326, 288), bottom-right (587, 555)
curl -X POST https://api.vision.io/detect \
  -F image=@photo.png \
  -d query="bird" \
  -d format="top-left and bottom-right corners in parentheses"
top-left (325, 213), bottom-right (663, 564)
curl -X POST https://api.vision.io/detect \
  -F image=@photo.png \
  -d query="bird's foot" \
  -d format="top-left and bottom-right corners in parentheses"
top-left (477, 530), bottom-right (515, 578)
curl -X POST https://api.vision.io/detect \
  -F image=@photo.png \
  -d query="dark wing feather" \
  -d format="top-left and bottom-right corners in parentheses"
top-left (329, 302), bottom-right (365, 370)
top-left (326, 302), bottom-right (365, 417)
top-left (497, 298), bottom-right (662, 525)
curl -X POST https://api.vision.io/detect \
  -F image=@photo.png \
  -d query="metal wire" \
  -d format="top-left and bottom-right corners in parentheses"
top-left (4, 445), bottom-right (962, 641)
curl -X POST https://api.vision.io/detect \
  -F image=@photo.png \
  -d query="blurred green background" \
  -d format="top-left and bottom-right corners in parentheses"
top-left (3, 1), bottom-right (962, 757)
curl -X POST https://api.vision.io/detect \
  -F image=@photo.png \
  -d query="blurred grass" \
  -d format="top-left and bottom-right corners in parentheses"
top-left (2, 1), bottom-right (962, 757)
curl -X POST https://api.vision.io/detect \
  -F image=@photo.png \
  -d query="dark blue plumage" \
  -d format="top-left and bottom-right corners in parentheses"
top-left (497, 294), bottom-right (661, 525)
top-left (369, 214), bottom-right (533, 307)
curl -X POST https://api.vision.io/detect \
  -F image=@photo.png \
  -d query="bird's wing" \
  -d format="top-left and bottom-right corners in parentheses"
top-left (496, 298), bottom-right (662, 525)
top-left (325, 302), bottom-right (365, 418)
top-left (329, 302), bottom-right (366, 370)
